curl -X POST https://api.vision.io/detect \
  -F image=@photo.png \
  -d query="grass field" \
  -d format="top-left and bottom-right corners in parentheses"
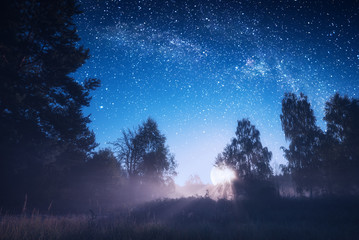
top-left (1, 197), bottom-right (359, 240)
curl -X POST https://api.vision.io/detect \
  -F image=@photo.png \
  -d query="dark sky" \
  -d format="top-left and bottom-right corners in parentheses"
top-left (73, 0), bottom-right (359, 185)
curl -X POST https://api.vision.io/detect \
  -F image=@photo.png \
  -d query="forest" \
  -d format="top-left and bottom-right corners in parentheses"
top-left (1, 0), bottom-right (359, 239)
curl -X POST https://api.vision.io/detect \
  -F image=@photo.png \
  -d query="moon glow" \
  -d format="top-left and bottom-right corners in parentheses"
top-left (210, 165), bottom-right (236, 186)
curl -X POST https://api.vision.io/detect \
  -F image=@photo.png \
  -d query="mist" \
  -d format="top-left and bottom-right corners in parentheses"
top-left (1, 0), bottom-right (359, 239)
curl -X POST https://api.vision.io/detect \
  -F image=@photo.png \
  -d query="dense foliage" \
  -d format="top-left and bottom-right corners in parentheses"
top-left (216, 119), bottom-right (272, 180)
top-left (1, 0), bottom-right (359, 217)
top-left (0, 0), bottom-right (100, 209)
top-left (280, 92), bottom-right (359, 195)
top-left (280, 93), bottom-right (323, 195)
top-left (0, 0), bottom-right (180, 213)
top-left (110, 118), bottom-right (177, 204)
top-left (112, 118), bottom-right (177, 183)
top-left (216, 119), bottom-right (274, 197)
top-left (323, 93), bottom-right (359, 193)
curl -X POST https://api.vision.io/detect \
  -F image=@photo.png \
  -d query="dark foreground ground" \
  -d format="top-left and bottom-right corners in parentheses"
top-left (1, 196), bottom-right (359, 240)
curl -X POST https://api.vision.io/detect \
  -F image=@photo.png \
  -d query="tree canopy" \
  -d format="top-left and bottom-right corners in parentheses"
top-left (279, 92), bottom-right (359, 195)
top-left (0, 0), bottom-right (100, 208)
top-left (216, 119), bottom-right (272, 181)
top-left (322, 93), bottom-right (359, 193)
top-left (280, 93), bottom-right (323, 195)
top-left (113, 118), bottom-right (177, 184)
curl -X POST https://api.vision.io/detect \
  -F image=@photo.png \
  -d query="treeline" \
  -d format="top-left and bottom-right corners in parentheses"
top-left (1, 0), bottom-right (358, 213)
top-left (0, 0), bottom-right (176, 213)
top-left (74, 118), bottom-right (177, 213)
top-left (280, 92), bottom-right (359, 195)
top-left (216, 92), bottom-right (359, 198)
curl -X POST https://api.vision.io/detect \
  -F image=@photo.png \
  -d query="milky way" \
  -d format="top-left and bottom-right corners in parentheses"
top-left (73, 0), bottom-right (359, 184)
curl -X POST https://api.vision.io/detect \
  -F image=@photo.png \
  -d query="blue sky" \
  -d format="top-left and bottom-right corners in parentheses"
top-left (73, 0), bottom-right (359, 185)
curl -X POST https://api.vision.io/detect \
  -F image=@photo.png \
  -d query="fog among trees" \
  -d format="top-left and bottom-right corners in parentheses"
top-left (1, 0), bottom-right (359, 215)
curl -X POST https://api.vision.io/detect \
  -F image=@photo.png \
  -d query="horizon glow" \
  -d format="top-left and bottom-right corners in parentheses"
top-left (210, 165), bottom-right (236, 186)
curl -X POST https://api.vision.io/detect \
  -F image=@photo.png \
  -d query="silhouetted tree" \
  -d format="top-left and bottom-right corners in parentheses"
top-left (216, 119), bottom-right (273, 198)
top-left (113, 118), bottom-right (177, 184)
top-left (322, 93), bottom-right (359, 193)
top-left (113, 129), bottom-right (139, 177)
top-left (280, 93), bottom-right (323, 196)
top-left (216, 119), bottom-right (272, 180)
top-left (0, 0), bottom-right (99, 209)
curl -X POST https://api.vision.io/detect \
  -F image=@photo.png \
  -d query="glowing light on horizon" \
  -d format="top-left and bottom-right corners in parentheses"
top-left (210, 165), bottom-right (236, 186)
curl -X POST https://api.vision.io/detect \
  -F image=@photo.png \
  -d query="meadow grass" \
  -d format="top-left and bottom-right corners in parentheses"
top-left (1, 197), bottom-right (359, 240)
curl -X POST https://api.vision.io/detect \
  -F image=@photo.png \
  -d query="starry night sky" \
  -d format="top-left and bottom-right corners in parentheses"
top-left (73, 0), bottom-right (359, 185)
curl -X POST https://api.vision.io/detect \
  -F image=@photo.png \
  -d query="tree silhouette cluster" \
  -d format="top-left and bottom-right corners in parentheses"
top-left (112, 118), bottom-right (177, 183)
top-left (280, 92), bottom-right (359, 195)
top-left (0, 0), bottom-right (101, 210)
top-left (0, 0), bottom-right (176, 212)
top-left (1, 0), bottom-right (358, 213)
top-left (216, 119), bottom-right (272, 180)
top-left (216, 119), bottom-right (275, 198)
top-left (217, 92), bottom-right (359, 198)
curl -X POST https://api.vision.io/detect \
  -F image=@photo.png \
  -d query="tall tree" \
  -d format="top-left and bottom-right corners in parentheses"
top-left (216, 119), bottom-right (272, 181)
top-left (0, 0), bottom-right (99, 208)
top-left (280, 93), bottom-right (323, 195)
top-left (323, 93), bottom-right (359, 193)
top-left (113, 118), bottom-right (177, 183)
